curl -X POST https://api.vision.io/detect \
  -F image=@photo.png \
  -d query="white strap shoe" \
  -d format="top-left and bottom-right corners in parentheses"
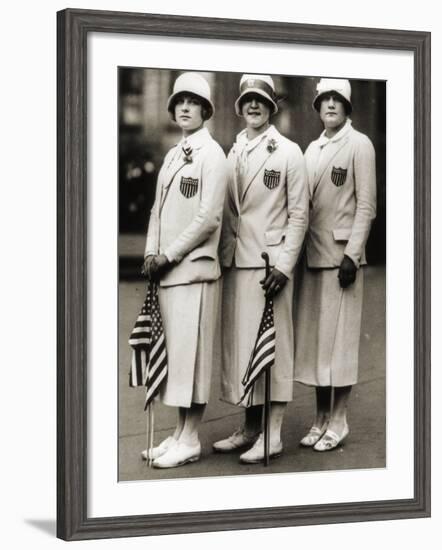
top-left (313, 425), bottom-right (349, 452)
top-left (300, 422), bottom-right (329, 447)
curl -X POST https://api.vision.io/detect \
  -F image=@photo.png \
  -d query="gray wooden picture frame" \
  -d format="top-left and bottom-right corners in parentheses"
top-left (57, 8), bottom-right (431, 541)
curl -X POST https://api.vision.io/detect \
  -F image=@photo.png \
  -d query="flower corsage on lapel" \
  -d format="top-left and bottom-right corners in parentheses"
top-left (182, 143), bottom-right (193, 163)
top-left (266, 138), bottom-right (278, 154)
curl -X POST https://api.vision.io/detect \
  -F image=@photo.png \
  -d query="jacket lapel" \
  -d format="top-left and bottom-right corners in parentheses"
top-left (159, 128), bottom-right (211, 211)
top-left (159, 160), bottom-right (187, 212)
top-left (229, 153), bottom-right (241, 214)
top-left (241, 126), bottom-right (280, 203)
top-left (312, 128), bottom-right (351, 196)
top-left (241, 151), bottom-right (273, 202)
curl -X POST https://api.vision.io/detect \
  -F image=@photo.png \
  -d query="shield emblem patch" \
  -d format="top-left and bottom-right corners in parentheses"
top-left (180, 176), bottom-right (199, 198)
top-left (263, 169), bottom-right (281, 190)
top-left (331, 166), bottom-right (347, 187)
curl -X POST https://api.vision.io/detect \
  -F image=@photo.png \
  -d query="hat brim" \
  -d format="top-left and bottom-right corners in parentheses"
top-left (313, 91), bottom-right (352, 114)
top-left (235, 89), bottom-right (278, 116)
top-left (167, 91), bottom-right (214, 119)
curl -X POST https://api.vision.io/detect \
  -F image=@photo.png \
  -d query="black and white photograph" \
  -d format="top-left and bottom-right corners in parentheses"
top-left (2, 0), bottom-right (437, 545)
top-left (118, 68), bottom-right (386, 481)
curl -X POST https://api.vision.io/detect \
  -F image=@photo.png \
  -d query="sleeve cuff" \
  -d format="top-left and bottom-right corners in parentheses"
top-left (344, 251), bottom-right (361, 269)
top-left (164, 249), bottom-right (182, 264)
top-left (275, 263), bottom-right (293, 280)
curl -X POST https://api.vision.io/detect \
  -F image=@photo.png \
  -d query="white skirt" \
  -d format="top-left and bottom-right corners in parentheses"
top-left (158, 279), bottom-right (221, 407)
top-left (221, 267), bottom-right (295, 406)
top-left (294, 266), bottom-right (364, 387)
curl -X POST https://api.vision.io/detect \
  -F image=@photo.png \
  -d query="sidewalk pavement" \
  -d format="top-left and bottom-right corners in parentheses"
top-left (118, 266), bottom-right (385, 481)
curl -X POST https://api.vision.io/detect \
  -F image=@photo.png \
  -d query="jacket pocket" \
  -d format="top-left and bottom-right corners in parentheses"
top-left (332, 228), bottom-right (352, 242)
top-left (188, 248), bottom-right (216, 262)
top-left (264, 228), bottom-right (286, 246)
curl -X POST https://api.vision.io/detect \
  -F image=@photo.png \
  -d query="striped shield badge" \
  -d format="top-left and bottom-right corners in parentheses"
top-left (331, 166), bottom-right (347, 187)
top-left (263, 169), bottom-right (281, 190)
top-left (180, 176), bottom-right (199, 198)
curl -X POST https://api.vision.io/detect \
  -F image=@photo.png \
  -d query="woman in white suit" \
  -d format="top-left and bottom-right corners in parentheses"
top-left (141, 72), bottom-right (227, 468)
top-left (294, 78), bottom-right (377, 451)
top-left (213, 75), bottom-right (308, 463)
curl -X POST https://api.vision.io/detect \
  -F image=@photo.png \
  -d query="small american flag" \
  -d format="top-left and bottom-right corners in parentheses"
top-left (129, 282), bottom-right (168, 410)
top-left (239, 296), bottom-right (276, 405)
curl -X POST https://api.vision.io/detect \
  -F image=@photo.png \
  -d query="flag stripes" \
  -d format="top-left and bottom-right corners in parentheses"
top-left (128, 282), bottom-right (168, 408)
top-left (145, 353), bottom-right (168, 407)
top-left (239, 297), bottom-right (276, 405)
top-left (130, 349), bottom-right (145, 388)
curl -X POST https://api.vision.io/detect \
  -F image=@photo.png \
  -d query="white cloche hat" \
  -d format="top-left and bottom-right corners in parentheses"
top-left (313, 78), bottom-right (352, 113)
top-left (167, 72), bottom-right (214, 119)
top-left (235, 74), bottom-right (278, 116)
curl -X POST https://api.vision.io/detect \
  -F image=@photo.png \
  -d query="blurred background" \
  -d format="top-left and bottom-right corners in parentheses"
top-left (118, 68), bottom-right (386, 276)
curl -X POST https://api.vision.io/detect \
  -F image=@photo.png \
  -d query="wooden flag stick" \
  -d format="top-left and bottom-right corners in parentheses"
top-left (261, 252), bottom-right (271, 467)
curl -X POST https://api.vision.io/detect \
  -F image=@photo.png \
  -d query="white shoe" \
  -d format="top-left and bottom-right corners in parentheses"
top-left (313, 425), bottom-right (349, 452)
top-left (300, 423), bottom-right (328, 447)
top-left (141, 436), bottom-right (176, 461)
top-left (239, 433), bottom-right (283, 464)
top-left (213, 428), bottom-right (259, 453)
top-left (152, 440), bottom-right (201, 469)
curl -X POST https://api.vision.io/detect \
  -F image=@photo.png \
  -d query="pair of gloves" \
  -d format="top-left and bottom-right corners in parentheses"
top-left (142, 254), bottom-right (357, 294)
top-left (142, 253), bottom-right (289, 297)
top-left (259, 255), bottom-right (357, 298)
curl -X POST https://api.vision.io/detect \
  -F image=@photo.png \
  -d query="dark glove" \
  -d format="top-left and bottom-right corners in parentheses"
top-left (260, 267), bottom-right (288, 298)
top-left (338, 255), bottom-right (357, 289)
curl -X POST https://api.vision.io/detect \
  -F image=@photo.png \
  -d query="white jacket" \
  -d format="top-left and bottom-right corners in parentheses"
top-left (220, 125), bottom-right (308, 278)
top-left (304, 119), bottom-right (377, 268)
top-left (145, 127), bottom-right (228, 286)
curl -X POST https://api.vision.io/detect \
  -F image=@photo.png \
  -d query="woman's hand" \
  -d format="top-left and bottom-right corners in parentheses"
top-left (141, 255), bottom-right (156, 279)
top-left (338, 255), bottom-right (357, 288)
top-left (260, 268), bottom-right (288, 298)
top-left (154, 254), bottom-right (172, 278)
top-left (141, 254), bottom-right (172, 280)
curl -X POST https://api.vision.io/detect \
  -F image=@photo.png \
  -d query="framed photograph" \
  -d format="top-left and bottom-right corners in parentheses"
top-left (57, 8), bottom-right (431, 541)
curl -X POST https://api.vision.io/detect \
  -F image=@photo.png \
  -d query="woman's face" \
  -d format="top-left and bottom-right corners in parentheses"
top-left (241, 93), bottom-right (272, 131)
top-left (174, 94), bottom-right (204, 134)
top-left (319, 93), bottom-right (347, 133)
